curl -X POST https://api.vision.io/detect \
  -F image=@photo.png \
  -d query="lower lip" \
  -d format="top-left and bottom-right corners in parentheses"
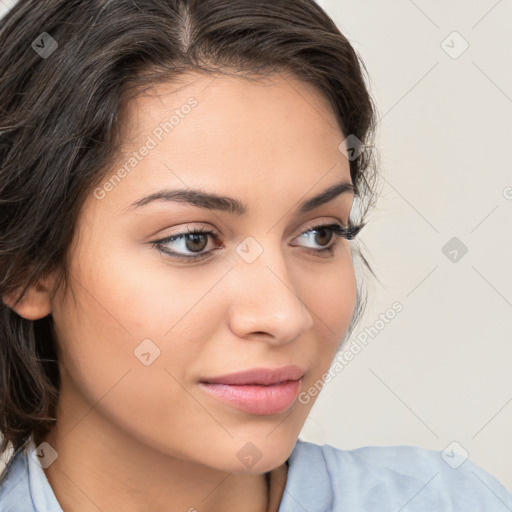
top-left (199, 380), bottom-right (302, 415)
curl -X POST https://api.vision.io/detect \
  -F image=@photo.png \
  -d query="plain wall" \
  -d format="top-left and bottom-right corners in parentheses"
top-left (1, 0), bottom-right (511, 492)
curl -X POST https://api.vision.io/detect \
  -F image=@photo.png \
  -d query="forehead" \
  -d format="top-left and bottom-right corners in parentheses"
top-left (120, 69), bottom-right (344, 159)
top-left (92, 70), bottom-right (350, 215)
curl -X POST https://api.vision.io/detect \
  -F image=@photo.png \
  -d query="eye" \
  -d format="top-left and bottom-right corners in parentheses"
top-left (291, 222), bottom-right (360, 256)
top-left (150, 222), bottom-right (362, 263)
top-left (150, 225), bottom-right (220, 262)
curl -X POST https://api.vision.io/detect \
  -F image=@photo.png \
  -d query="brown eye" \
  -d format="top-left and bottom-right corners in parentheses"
top-left (182, 233), bottom-right (209, 253)
top-left (292, 223), bottom-right (346, 252)
top-left (311, 227), bottom-right (334, 247)
top-left (151, 228), bottom-right (220, 261)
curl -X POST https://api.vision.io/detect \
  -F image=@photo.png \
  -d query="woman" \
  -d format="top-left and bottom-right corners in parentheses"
top-left (0, 1), bottom-right (511, 511)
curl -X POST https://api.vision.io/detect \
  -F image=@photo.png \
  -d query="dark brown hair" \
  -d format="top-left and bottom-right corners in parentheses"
top-left (0, 0), bottom-right (379, 466)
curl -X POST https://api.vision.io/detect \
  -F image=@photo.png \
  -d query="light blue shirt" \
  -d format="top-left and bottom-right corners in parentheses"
top-left (1, 435), bottom-right (512, 511)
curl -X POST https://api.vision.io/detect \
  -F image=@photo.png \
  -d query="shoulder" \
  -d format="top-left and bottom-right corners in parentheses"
top-left (0, 437), bottom-right (63, 512)
top-left (0, 442), bottom-right (35, 511)
top-left (285, 440), bottom-right (512, 512)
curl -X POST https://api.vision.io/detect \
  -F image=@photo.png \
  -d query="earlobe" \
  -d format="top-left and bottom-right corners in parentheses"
top-left (2, 276), bottom-right (55, 321)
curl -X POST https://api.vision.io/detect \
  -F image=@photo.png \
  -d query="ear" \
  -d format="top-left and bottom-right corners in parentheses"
top-left (2, 272), bottom-right (57, 320)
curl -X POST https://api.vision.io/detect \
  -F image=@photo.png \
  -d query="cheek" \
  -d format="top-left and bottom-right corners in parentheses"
top-left (50, 261), bottom-right (221, 456)
top-left (303, 251), bottom-right (357, 339)
top-left (300, 253), bottom-right (357, 392)
top-left (53, 248), bottom-right (218, 377)
top-left (51, 240), bottom-right (224, 399)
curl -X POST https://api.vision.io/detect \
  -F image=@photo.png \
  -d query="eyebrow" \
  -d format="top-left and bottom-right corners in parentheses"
top-left (125, 180), bottom-right (354, 216)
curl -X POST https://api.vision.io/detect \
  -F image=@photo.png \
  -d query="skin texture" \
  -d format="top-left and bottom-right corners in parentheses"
top-left (5, 70), bottom-right (357, 512)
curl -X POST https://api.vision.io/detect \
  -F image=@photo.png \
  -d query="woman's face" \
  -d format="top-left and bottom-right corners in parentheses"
top-left (47, 70), bottom-right (356, 473)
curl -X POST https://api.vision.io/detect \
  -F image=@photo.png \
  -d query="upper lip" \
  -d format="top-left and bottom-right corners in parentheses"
top-left (201, 365), bottom-right (305, 386)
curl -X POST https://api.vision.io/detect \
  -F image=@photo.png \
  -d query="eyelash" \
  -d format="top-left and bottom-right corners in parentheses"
top-left (150, 222), bottom-right (363, 263)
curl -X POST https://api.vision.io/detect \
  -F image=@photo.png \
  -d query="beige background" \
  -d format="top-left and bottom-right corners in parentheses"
top-left (1, 0), bottom-right (511, 492)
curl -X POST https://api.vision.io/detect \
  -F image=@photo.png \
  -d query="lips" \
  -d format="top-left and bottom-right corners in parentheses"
top-left (199, 366), bottom-right (304, 415)
top-left (200, 365), bottom-right (305, 386)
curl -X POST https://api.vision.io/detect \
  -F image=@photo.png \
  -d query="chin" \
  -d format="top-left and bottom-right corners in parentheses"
top-left (210, 433), bottom-right (299, 475)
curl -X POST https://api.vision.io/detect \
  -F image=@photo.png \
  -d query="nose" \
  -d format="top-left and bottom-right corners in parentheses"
top-left (227, 242), bottom-right (314, 345)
